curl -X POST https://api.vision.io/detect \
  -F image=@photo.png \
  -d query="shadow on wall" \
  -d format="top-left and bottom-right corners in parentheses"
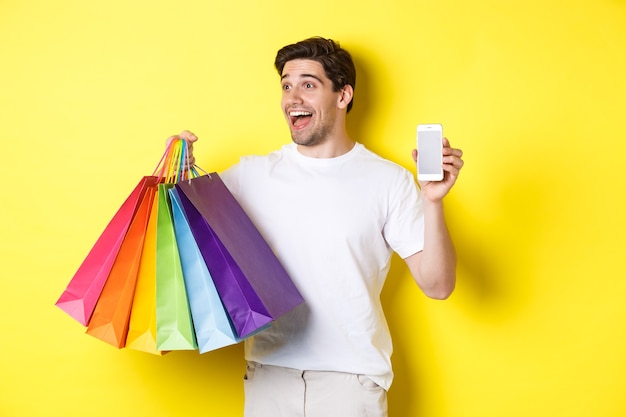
top-left (377, 131), bottom-right (566, 413)
top-left (346, 50), bottom-right (394, 150)
top-left (445, 135), bottom-right (566, 321)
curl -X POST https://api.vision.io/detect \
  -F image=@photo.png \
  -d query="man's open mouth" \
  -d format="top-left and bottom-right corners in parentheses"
top-left (289, 111), bottom-right (313, 128)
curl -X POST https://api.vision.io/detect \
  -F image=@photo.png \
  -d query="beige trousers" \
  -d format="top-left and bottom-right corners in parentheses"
top-left (243, 361), bottom-right (388, 417)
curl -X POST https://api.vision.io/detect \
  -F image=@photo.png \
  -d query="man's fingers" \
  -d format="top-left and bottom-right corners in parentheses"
top-left (178, 130), bottom-right (198, 143)
top-left (166, 130), bottom-right (198, 145)
top-left (164, 131), bottom-right (198, 169)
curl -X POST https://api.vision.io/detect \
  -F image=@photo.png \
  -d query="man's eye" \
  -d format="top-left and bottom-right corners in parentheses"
top-left (305, 83), bottom-right (314, 88)
top-left (282, 84), bottom-right (291, 90)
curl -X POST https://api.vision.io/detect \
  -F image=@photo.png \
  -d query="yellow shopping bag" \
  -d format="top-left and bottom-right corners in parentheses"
top-left (126, 195), bottom-right (164, 355)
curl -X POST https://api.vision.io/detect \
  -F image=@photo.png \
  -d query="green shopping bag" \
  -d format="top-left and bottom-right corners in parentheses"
top-left (155, 183), bottom-right (197, 351)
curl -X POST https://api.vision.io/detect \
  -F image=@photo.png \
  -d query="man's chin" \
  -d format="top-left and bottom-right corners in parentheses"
top-left (290, 132), bottom-right (311, 146)
top-left (292, 137), bottom-right (317, 147)
top-left (290, 127), bottom-right (325, 147)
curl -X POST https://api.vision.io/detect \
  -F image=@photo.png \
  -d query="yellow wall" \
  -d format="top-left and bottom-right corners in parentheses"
top-left (1, 0), bottom-right (625, 416)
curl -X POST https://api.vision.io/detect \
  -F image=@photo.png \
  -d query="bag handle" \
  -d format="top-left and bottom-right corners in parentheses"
top-left (152, 138), bottom-right (204, 183)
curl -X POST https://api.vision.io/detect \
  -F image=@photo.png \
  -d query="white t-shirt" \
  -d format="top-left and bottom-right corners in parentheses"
top-left (221, 142), bottom-right (424, 390)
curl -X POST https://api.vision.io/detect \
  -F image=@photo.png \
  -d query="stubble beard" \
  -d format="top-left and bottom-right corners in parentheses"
top-left (289, 115), bottom-right (334, 147)
top-left (291, 128), bottom-right (327, 147)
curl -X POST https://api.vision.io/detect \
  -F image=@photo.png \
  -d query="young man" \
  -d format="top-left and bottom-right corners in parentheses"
top-left (173, 37), bottom-right (464, 417)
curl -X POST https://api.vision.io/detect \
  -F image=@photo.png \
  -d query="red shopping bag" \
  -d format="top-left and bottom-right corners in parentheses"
top-left (85, 186), bottom-right (157, 347)
top-left (56, 176), bottom-right (159, 326)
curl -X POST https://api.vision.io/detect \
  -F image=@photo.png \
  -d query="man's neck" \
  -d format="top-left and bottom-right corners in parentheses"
top-left (296, 135), bottom-right (356, 159)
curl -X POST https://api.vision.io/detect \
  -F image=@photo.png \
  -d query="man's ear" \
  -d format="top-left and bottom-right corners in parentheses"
top-left (337, 85), bottom-right (354, 110)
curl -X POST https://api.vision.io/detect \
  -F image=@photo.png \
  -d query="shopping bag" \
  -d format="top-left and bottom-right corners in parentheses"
top-left (174, 188), bottom-right (271, 338)
top-left (85, 186), bottom-right (156, 347)
top-left (155, 183), bottom-right (197, 351)
top-left (56, 176), bottom-right (159, 326)
top-left (169, 188), bottom-right (240, 353)
top-left (126, 192), bottom-right (163, 355)
top-left (175, 174), bottom-right (304, 339)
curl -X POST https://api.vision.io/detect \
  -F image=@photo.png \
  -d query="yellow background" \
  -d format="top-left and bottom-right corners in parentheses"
top-left (1, 0), bottom-right (625, 416)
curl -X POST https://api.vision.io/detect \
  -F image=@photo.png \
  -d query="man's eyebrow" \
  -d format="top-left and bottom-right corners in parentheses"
top-left (281, 73), bottom-right (324, 83)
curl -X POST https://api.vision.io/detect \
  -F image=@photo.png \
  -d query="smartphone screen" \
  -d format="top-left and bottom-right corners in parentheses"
top-left (417, 124), bottom-right (443, 181)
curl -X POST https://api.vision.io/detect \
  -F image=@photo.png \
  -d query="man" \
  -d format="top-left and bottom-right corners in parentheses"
top-left (173, 36), bottom-right (463, 417)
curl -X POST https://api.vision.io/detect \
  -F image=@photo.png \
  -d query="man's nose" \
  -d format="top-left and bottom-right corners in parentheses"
top-left (286, 87), bottom-right (303, 104)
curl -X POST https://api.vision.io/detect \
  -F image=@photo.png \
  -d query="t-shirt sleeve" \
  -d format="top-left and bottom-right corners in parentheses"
top-left (383, 168), bottom-right (425, 259)
top-left (219, 162), bottom-right (242, 196)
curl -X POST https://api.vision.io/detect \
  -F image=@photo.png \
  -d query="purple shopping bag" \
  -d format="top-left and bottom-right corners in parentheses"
top-left (169, 188), bottom-right (241, 352)
top-left (175, 174), bottom-right (304, 339)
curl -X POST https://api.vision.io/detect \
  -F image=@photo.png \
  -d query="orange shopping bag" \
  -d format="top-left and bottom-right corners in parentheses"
top-left (85, 186), bottom-right (157, 348)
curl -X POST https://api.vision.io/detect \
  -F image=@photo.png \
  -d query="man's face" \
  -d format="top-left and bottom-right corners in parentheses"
top-left (280, 59), bottom-right (343, 147)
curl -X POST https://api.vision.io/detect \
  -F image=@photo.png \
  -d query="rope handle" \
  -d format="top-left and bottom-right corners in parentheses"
top-left (152, 138), bottom-right (206, 183)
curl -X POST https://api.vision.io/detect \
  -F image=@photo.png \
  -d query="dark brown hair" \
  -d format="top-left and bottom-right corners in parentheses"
top-left (274, 37), bottom-right (356, 112)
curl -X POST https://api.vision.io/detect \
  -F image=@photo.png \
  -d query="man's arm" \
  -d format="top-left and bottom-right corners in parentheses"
top-left (405, 200), bottom-right (456, 299)
top-left (405, 138), bottom-right (464, 300)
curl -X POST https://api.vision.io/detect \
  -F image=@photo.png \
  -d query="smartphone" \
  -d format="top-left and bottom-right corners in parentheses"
top-left (417, 123), bottom-right (443, 181)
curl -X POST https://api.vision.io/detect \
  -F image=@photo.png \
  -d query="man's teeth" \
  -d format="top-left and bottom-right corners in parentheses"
top-left (289, 111), bottom-right (312, 116)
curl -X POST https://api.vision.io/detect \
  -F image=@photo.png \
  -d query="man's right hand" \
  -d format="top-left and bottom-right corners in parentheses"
top-left (167, 130), bottom-right (198, 168)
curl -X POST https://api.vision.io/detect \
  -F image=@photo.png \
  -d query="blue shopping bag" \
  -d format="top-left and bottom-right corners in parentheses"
top-left (169, 188), bottom-right (240, 353)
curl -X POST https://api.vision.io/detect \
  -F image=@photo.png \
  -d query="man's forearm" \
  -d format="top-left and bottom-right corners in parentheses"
top-left (413, 199), bottom-right (457, 299)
